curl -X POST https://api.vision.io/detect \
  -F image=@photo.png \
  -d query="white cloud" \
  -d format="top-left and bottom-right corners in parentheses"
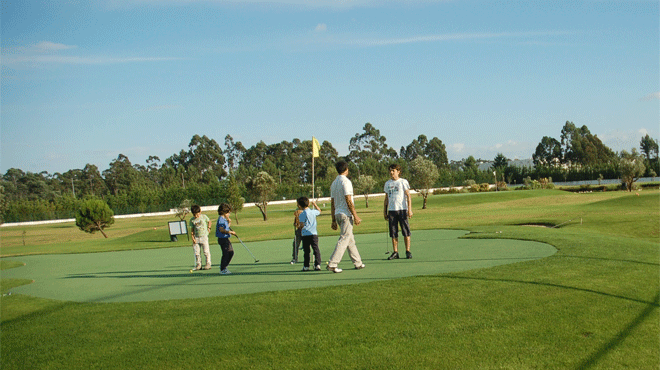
top-left (449, 143), bottom-right (465, 152)
top-left (34, 41), bottom-right (77, 52)
top-left (315, 23), bottom-right (328, 32)
top-left (600, 128), bottom-right (659, 153)
top-left (342, 31), bottom-right (573, 47)
top-left (640, 92), bottom-right (660, 101)
top-left (105, 0), bottom-right (439, 10)
top-left (2, 41), bottom-right (182, 66)
top-left (8, 55), bottom-right (182, 65)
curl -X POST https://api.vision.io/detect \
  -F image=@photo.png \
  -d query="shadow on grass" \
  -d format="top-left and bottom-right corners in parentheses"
top-left (578, 292), bottom-right (659, 369)
top-left (559, 254), bottom-right (660, 267)
top-left (436, 275), bottom-right (660, 369)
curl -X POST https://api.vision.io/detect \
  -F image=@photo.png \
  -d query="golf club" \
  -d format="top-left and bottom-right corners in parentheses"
top-left (385, 220), bottom-right (391, 254)
top-left (235, 235), bottom-right (260, 263)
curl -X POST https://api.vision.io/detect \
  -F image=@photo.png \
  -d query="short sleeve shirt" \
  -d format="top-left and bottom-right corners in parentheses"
top-left (330, 175), bottom-right (353, 216)
top-left (215, 216), bottom-right (230, 239)
top-left (384, 178), bottom-right (410, 211)
top-left (190, 214), bottom-right (210, 237)
top-left (298, 209), bottom-right (321, 236)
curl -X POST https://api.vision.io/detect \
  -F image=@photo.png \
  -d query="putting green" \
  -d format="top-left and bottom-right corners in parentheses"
top-left (2, 230), bottom-right (556, 303)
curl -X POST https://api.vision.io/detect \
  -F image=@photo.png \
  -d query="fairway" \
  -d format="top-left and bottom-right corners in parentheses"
top-left (2, 229), bottom-right (555, 302)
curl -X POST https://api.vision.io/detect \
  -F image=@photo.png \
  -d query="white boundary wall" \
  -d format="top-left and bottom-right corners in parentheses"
top-left (0, 194), bottom-right (383, 228)
top-left (1, 188), bottom-right (477, 228)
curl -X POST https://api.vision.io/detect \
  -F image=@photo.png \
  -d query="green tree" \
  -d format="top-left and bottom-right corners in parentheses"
top-left (224, 134), bottom-right (246, 175)
top-left (103, 154), bottom-right (138, 196)
top-left (174, 199), bottom-right (192, 221)
top-left (639, 134), bottom-right (659, 175)
top-left (400, 135), bottom-right (448, 169)
top-left (619, 149), bottom-right (646, 192)
top-left (75, 198), bottom-right (115, 238)
top-left (226, 175), bottom-right (245, 224)
top-left (400, 135), bottom-right (428, 161)
top-left (0, 183), bottom-right (7, 224)
top-left (82, 164), bottom-right (108, 197)
top-left (639, 134), bottom-right (659, 161)
top-left (533, 136), bottom-right (562, 167)
top-left (187, 134), bottom-right (226, 183)
top-left (353, 174), bottom-right (377, 208)
top-left (409, 157), bottom-right (439, 209)
top-left (560, 121), bottom-right (616, 166)
top-left (246, 171), bottom-right (276, 221)
top-left (348, 123), bottom-right (397, 177)
top-left (462, 156), bottom-right (479, 182)
top-left (425, 137), bottom-right (448, 168)
top-left (492, 153), bottom-right (508, 172)
top-left (491, 153), bottom-right (509, 187)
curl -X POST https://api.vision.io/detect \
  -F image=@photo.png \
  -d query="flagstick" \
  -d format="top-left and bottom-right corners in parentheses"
top-left (312, 150), bottom-right (315, 200)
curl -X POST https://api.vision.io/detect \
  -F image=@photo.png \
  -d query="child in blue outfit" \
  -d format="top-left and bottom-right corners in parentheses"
top-left (215, 203), bottom-right (236, 275)
top-left (296, 197), bottom-right (322, 271)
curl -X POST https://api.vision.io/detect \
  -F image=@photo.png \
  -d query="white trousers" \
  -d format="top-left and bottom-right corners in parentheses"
top-left (193, 235), bottom-right (211, 266)
top-left (328, 214), bottom-right (363, 268)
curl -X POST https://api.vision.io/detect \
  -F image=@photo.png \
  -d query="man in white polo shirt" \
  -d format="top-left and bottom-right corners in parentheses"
top-left (327, 160), bottom-right (365, 273)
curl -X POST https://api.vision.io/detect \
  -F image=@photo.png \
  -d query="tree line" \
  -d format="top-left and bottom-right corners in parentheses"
top-left (1, 121), bottom-right (657, 223)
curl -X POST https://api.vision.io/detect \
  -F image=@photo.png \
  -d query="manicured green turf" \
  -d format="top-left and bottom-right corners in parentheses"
top-left (1, 230), bottom-right (555, 302)
top-left (1, 189), bottom-right (658, 369)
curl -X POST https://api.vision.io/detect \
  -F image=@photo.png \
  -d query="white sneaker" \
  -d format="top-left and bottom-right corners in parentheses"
top-left (302, 266), bottom-right (310, 271)
top-left (314, 265), bottom-right (321, 271)
top-left (355, 264), bottom-right (366, 270)
top-left (326, 266), bottom-right (342, 273)
top-left (220, 269), bottom-right (232, 275)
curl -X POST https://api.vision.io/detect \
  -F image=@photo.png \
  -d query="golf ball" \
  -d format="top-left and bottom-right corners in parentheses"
top-left (189, 269), bottom-right (193, 273)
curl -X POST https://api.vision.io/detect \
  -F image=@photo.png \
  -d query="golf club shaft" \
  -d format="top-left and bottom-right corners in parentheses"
top-left (385, 220), bottom-right (390, 254)
top-left (235, 235), bottom-right (259, 262)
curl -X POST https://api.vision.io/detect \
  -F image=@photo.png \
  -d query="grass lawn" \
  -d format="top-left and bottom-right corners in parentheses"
top-left (1, 189), bottom-right (658, 369)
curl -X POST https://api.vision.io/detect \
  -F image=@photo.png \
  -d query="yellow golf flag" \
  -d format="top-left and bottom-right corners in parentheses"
top-left (312, 137), bottom-right (320, 158)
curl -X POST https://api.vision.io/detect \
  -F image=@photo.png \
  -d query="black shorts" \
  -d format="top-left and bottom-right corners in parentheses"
top-left (388, 210), bottom-right (411, 238)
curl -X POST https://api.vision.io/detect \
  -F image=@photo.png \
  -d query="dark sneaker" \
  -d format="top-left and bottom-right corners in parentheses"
top-left (406, 251), bottom-right (412, 259)
top-left (387, 252), bottom-right (399, 260)
top-left (302, 266), bottom-right (310, 271)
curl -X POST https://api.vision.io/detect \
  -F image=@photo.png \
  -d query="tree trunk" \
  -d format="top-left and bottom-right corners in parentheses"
top-left (422, 194), bottom-right (428, 209)
top-left (255, 202), bottom-right (268, 221)
top-left (97, 222), bottom-right (109, 238)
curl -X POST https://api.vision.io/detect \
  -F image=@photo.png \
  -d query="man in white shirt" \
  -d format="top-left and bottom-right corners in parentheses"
top-left (327, 160), bottom-right (365, 273)
top-left (384, 163), bottom-right (413, 260)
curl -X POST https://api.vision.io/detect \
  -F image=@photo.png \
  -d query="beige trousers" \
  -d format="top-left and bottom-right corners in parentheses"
top-left (328, 214), bottom-right (363, 268)
top-left (193, 235), bottom-right (211, 267)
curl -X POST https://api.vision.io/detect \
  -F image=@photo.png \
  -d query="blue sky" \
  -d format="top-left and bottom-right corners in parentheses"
top-left (2, 0), bottom-right (658, 174)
